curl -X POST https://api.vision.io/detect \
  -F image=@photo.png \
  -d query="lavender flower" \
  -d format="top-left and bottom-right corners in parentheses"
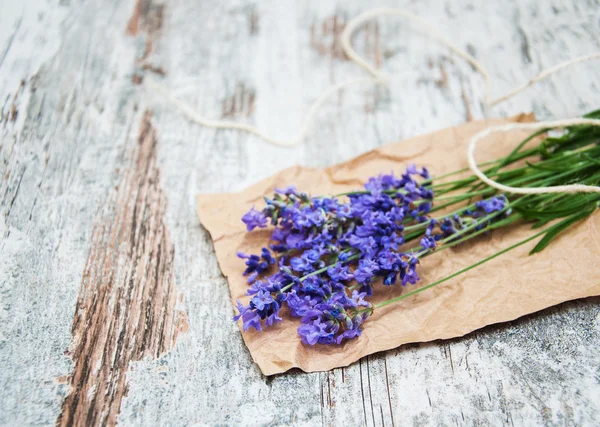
top-left (298, 291), bottom-right (372, 345)
top-left (475, 195), bottom-right (507, 214)
top-left (235, 165), bottom-right (447, 343)
top-left (275, 185), bottom-right (297, 195)
top-left (464, 195), bottom-right (511, 231)
top-left (231, 114), bottom-right (600, 347)
top-left (286, 291), bottom-right (317, 317)
top-left (237, 248), bottom-right (275, 283)
top-left (353, 258), bottom-right (379, 294)
top-left (440, 216), bottom-right (462, 237)
top-left (420, 220), bottom-right (439, 251)
top-left (233, 289), bottom-right (284, 331)
top-left (327, 263), bottom-right (354, 281)
top-left (242, 207), bottom-right (268, 231)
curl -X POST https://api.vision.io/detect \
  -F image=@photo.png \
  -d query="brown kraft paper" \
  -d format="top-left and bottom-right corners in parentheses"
top-left (196, 114), bottom-right (600, 376)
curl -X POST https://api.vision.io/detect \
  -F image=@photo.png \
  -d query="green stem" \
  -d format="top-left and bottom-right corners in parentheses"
top-left (278, 253), bottom-right (360, 293)
top-left (407, 207), bottom-right (512, 254)
top-left (373, 226), bottom-right (549, 310)
top-left (435, 214), bottom-right (522, 251)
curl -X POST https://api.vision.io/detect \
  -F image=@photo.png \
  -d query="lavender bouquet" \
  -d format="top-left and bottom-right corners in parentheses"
top-left (234, 110), bottom-right (600, 346)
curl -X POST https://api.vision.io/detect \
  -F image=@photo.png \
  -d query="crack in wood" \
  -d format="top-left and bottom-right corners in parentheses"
top-left (366, 356), bottom-right (376, 427)
top-left (310, 14), bottom-right (381, 64)
top-left (515, 9), bottom-right (533, 64)
top-left (358, 359), bottom-right (369, 426)
top-left (247, 5), bottom-right (259, 35)
top-left (310, 15), bottom-right (348, 60)
top-left (141, 63), bottom-right (167, 76)
top-left (383, 357), bottom-right (395, 427)
top-left (126, 0), bottom-right (164, 37)
top-left (3, 165), bottom-right (25, 223)
top-left (221, 82), bottom-right (256, 118)
top-left (0, 16), bottom-right (22, 72)
top-left (1, 79), bottom-right (25, 126)
top-left (56, 111), bottom-right (187, 427)
top-left (126, 0), bottom-right (167, 77)
top-left (436, 64), bottom-right (449, 89)
top-left (310, 14), bottom-right (386, 114)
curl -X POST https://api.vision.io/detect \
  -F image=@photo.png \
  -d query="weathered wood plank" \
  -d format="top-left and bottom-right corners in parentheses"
top-left (0, 0), bottom-right (599, 426)
top-left (0, 0), bottom-right (165, 424)
top-left (57, 111), bottom-right (187, 426)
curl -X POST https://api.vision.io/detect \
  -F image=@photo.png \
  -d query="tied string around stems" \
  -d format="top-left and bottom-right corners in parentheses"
top-left (144, 7), bottom-right (600, 194)
top-left (468, 119), bottom-right (600, 195)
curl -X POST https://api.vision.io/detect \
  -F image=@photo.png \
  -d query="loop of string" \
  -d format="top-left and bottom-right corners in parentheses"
top-left (145, 76), bottom-right (382, 147)
top-left (145, 7), bottom-right (600, 194)
top-left (468, 119), bottom-right (600, 194)
top-left (339, 8), bottom-right (494, 105)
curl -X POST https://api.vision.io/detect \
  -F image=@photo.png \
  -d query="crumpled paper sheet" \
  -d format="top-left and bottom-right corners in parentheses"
top-left (197, 114), bottom-right (600, 376)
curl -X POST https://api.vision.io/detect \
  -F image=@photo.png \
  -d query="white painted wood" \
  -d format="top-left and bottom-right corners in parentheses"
top-left (1, 0), bottom-right (599, 425)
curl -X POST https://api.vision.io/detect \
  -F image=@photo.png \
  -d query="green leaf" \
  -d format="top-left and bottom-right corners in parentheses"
top-left (539, 139), bottom-right (551, 158)
top-left (499, 129), bottom-right (548, 168)
top-left (524, 160), bottom-right (571, 172)
top-left (583, 108), bottom-right (600, 119)
top-left (583, 153), bottom-right (600, 166)
top-left (517, 194), bottom-right (600, 221)
top-left (531, 218), bottom-right (552, 229)
top-left (529, 206), bottom-right (596, 255)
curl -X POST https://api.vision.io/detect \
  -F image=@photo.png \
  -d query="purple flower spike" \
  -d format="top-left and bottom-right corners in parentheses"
top-left (420, 235), bottom-right (437, 250)
top-left (287, 291), bottom-right (317, 317)
top-left (297, 290), bottom-right (372, 345)
top-left (242, 207), bottom-right (268, 231)
top-left (233, 289), bottom-right (283, 331)
top-left (327, 263), bottom-right (354, 281)
top-left (236, 163), bottom-right (454, 345)
top-left (475, 195), bottom-right (507, 214)
top-left (275, 185), bottom-right (297, 195)
top-left (237, 248), bottom-right (275, 283)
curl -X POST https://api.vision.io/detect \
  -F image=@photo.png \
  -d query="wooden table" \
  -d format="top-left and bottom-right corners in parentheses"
top-left (1, 0), bottom-right (599, 425)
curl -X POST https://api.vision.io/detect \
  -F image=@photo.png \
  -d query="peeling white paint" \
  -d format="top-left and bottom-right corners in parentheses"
top-left (1, 0), bottom-right (600, 425)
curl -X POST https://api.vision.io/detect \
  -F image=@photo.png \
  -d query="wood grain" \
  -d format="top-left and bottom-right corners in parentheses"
top-left (57, 111), bottom-right (187, 426)
top-left (0, 0), bottom-right (599, 425)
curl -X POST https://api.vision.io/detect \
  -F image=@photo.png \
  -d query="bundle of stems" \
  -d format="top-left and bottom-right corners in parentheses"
top-left (234, 109), bottom-right (600, 345)
top-left (373, 109), bottom-right (600, 309)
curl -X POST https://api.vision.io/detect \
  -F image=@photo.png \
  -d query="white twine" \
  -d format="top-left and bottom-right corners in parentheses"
top-left (145, 76), bottom-right (382, 147)
top-left (467, 119), bottom-right (600, 194)
top-left (338, 8), bottom-right (494, 105)
top-left (145, 7), bottom-right (600, 193)
top-left (487, 53), bottom-right (600, 107)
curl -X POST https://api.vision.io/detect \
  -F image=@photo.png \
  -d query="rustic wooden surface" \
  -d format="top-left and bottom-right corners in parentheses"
top-left (1, 0), bottom-right (599, 425)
